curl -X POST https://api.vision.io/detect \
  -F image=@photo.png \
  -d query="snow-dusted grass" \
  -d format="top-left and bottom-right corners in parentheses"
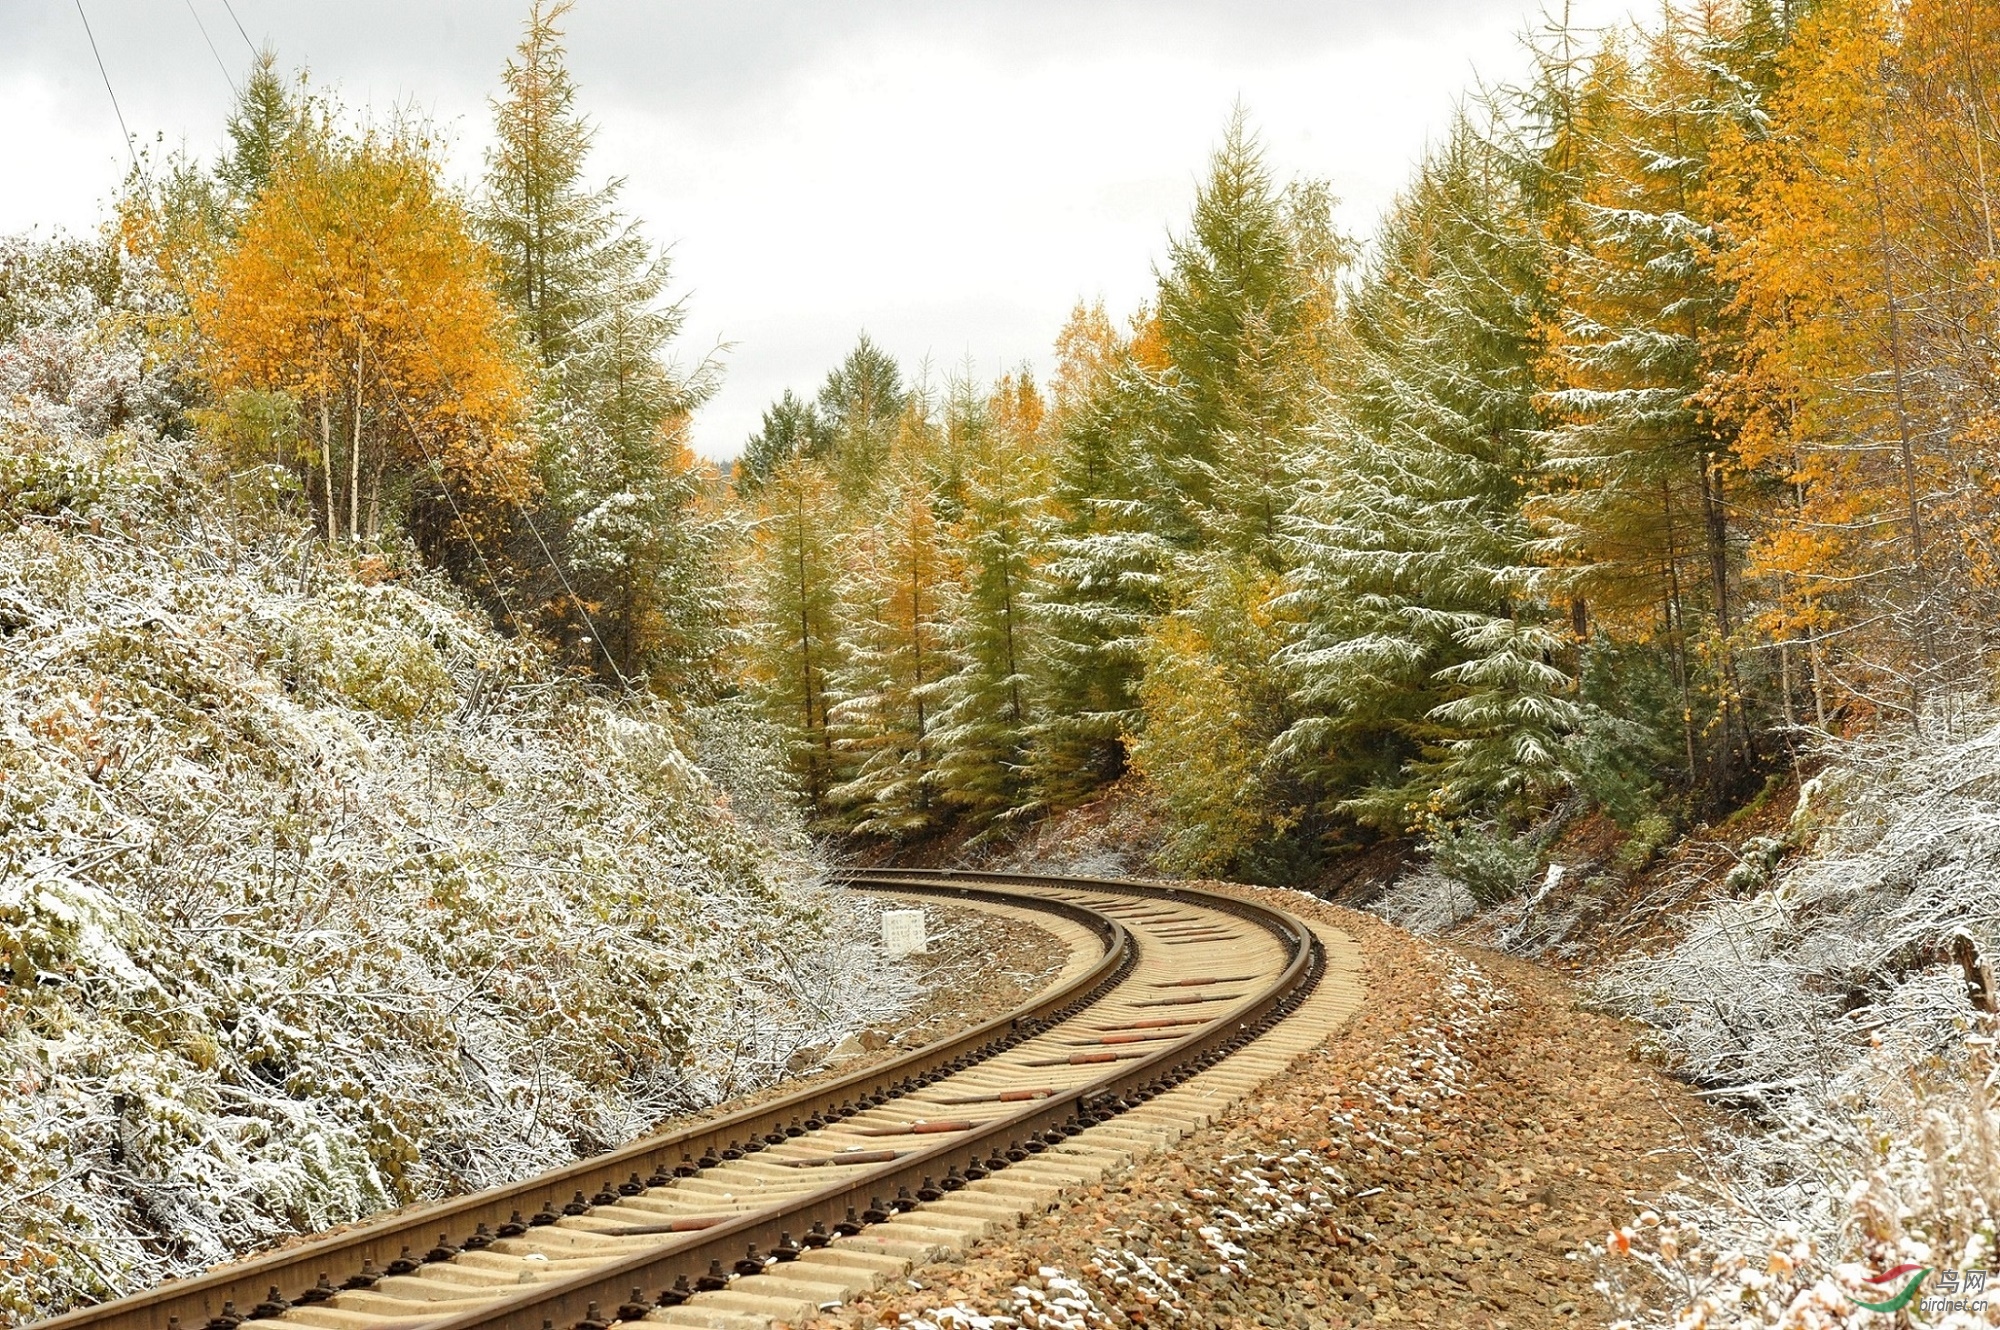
top-left (1585, 716), bottom-right (2000, 1326)
top-left (0, 287), bottom-right (911, 1319)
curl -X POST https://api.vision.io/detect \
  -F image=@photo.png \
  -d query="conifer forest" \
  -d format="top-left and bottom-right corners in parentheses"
top-left (9, 0), bottom-right (2000, 1326)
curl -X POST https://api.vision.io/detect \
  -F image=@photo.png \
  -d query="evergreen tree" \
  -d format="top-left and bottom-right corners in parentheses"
top-left (815, 334), bottom-right (908, 499)
top-left (481, 0), bottom-right (719, 690)
top-left (1030, 118), bottom-right (1335, 807)
top-left (1537, 4), bottom-right (1776, 795)
top-left (930, 375), bottom-right (1050, 828)
top-left (1031, 337), bottom-right (1176, 804)
top-left (218, 50), bottom-right (297, 202)
top-left (1141, 112), bottom-right (1333, 558)
top-left (736, 389), bottom-right (821, 495)
top-left (1273, 119), bottom-right (1575, 831)
top-left (745, 459), bottom-right (847, 814)
top-left (827, 442), bottom-right (956, 836)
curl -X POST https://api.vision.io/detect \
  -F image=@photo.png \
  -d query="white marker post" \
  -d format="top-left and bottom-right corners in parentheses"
top-left (882, 908), bottom-right (928, 958)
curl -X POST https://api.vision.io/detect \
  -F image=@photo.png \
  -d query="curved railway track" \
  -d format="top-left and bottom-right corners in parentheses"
top-left (33, 870), bottom-right (1330, 1330)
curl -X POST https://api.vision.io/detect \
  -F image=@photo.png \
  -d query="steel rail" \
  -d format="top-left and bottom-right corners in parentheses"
top-left (388, 872), bottom-right (1322, 1330)
top-left (33, 873), bottom-right (1323, 1330)
top-left (28, 885), bottom-right (1131, 1330)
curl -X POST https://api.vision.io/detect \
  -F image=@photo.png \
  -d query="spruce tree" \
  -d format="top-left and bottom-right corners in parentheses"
top-left (481, 0), bottom-right (719, 690)
top-left (1274, 120), bottom-right (1575, 830)
top-left (736, 389), bottom-right (821, 495)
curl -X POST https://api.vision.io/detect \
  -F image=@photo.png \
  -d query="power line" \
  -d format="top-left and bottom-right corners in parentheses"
top-left (218, 0), bottom-right (258, 57)
top-left (73, 0), bottom-right (135, 171)
top-left (184, 0), bottom-right (238, 92)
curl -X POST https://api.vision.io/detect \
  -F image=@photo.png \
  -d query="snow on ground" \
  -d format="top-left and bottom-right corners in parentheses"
top-left (0, 265), bottom-right (914, 1319)
top-left (1585, 717), bottom-right (2000, 1327)
top-left (1367, 711), bottom-right (2000, 1326)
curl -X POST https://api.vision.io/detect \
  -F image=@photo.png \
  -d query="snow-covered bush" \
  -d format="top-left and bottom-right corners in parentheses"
top-left (1592, 714), bottom-right (2000, 1325)
top-left (0, 259), bottom-right (910, 1319)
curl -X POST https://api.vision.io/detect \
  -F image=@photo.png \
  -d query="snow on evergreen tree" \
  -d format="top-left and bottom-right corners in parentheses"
top-left (1030, 117), bottom-right (1334, 810)
top-left (929, 374), bottom-right (1050, 829)
top-left (481, 0), bottom-right (721, 691)
top-left (1274, 119), bottom-right (1577, 831)
top-left (828, 425), bottom-right (958, 837)
top-left (1031, 344), bottom-right (1177, 804)
top-left (1535, 3), bottom-right (1777, 792)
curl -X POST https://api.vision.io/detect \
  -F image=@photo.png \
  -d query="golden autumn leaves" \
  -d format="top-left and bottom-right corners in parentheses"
top-left (136, 116), bottom-right (535, 552)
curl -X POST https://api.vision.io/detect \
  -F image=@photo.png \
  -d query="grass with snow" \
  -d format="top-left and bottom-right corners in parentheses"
top-left (0, 270), bottom-right (912, 1320)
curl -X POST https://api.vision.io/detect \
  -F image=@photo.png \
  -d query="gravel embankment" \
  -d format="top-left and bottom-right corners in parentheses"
top-left (823, 891), bottom-right (1706, 1328)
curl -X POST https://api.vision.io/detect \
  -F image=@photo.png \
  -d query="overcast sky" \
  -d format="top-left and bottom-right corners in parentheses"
top-left (1, 0), bottom-right (1627, 459)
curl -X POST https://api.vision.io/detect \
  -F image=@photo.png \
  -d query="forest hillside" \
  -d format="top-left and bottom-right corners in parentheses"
top-left (6, 0), bottom-right (2000, 1324)
top-left (0, 245), bottom-right (910, 1318)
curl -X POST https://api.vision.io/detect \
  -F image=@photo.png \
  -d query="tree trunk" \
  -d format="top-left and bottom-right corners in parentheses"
top-left (320, 396), bottom-right (336, 544)
top-left (1870, 159), bottom-right (1931, 700)
top-left (350, 340), bottom-right (365, 543)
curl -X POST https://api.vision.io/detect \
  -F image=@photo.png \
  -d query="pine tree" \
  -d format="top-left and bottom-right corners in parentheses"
top-left (1031, 325), bottom-right (1176, 804)
top-left (745, 458), bottom-right (847, 814)
top-left (1143, 112), bottom-right (1332, 558)
top-left (481, 0), bottom-right (718, 689)
top-left (1273, 118), bottom-right (1575, 831)
top-left (1029, 119), bottom-right (1335, 808)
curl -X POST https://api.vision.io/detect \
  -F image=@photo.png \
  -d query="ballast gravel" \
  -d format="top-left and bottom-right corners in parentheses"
top-left (815, 889), bottom-right (1707, 1329)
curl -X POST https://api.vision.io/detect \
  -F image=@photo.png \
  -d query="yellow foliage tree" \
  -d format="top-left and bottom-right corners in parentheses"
top-left (198, 123), bottom-right (532, 547)
top-left (1715, 0), bottom-right (2000, 715)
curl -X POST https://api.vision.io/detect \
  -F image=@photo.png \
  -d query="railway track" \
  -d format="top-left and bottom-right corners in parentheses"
top-left (34, 870), bottom-right (1342, 1330)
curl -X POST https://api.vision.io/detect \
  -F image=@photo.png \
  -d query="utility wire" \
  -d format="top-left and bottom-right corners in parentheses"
top-left (74, 0), bottom-right (136, 170)
top-left (184, 0), bottom-right (238, 92)
top-left (218, 0), bottom-right (258, 57)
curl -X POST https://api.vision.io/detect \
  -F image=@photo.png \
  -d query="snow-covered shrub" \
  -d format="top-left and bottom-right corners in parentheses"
top-left (1422, 817), bottom-right (1537, 904)
top-left (1367, 865), bottom-right (1478, 935)
top-left (0, 279), bottom-right (910, 1319)
top-left (1594, 713), bottom-right (2000, 1325)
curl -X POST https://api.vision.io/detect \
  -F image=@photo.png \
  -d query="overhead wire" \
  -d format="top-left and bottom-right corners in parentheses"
top-left (236, 109), bottom-right (636, 689)
top-left (184, 0), bottom-right (237, 93)
top-left (73, 0), bottom-right (136, 170)
top-left (217, 0), bottom-right (258, 58)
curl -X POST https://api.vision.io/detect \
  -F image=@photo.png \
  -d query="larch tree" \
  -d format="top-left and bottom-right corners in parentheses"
top-left (827, 427), bottom-right (959, 837)
top-left (1536, 3), bottom-right (1775, 794)
top-left (930, 373), bottom-right (1051, 829)
top-left (745, 458), bottom-right (847, 815)
top-left (815, 335), bottom-right (909, 500)
top-left (1716, 0), bottom-right (2000, 719)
